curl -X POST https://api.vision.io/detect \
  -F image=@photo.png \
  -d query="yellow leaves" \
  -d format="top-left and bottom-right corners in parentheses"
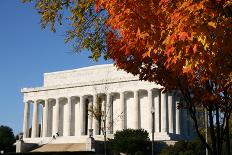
top-left (183, 66), bottom-right (192, 73)
top-left (136, 27), bottom-right (141, 37)
top-left (197, 33), bottom-right (209, 50)
top-left (136, 27), bottom-right (149, 39)
top-left (142, 47), bottom-right (152, 58)
top-left (183, 59), bottom-right (192, 73)
top-left (208, 21), bottom-right (216, 28)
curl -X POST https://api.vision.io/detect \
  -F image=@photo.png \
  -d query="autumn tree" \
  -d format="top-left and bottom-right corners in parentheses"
top-left (23, 0), bottom-right (232, 155)
top-left (88, 71), bottom-right (122, 155)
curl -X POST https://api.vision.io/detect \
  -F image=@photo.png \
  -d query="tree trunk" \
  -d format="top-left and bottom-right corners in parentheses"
top-left (215, 107), bottom-right (221, 155)
top-left (225, 115), bottom-right (230, 155)
top-left (209, 107), bottom-right (217, 155)
top-left (187, 106), bottom-right (212, 154)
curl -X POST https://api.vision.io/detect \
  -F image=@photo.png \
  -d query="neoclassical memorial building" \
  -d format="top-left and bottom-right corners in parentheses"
top-left (18, 64), bottom-right (194, 152)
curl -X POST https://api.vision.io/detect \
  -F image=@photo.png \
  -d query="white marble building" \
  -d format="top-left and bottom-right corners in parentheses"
top-left (20, 64), bottom-right (194, 149)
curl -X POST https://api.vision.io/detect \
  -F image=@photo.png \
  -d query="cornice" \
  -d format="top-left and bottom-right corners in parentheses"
top-left (22, 77), bottom-right (141, 93)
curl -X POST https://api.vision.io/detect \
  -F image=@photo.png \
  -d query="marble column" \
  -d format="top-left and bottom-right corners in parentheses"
top-left (102, 97), bottom-right (106, 135)
top-left (175, 96), bottom-right (180, 134)
top-left (92, 94), bottom-right (99, 135)
top-left (88, 98), bottom-right (93, 135)
top-left (119, 92), bottom-right (125, 130)
top-left (168, 92), bottom-right (174, 133)
top-left (75, 98), bottom-right (80, 136)
top-left (47, 101), bottom-right (53, 137)
top-left (53, 98), bottom-right (59, 135)
top-left (154, 89), bottom-right (160, 133)
top-left (134, 90), bottom-right (139, 129)
top-left (23, 101), bottom-right (30, 138)
top-left (31, 100), bottom-right (39, 138)
top-left (80, 96), bottom-right (85, 135)
top-left (148, 89), bottom-right (153, 133)
top-left (106, 93), bottom-right (112, 134)
top-left (42, 99), bottom-right (48, 137)
top-left (64, 97), bottom-right (71, 136)
top-left (161, 92), bottom-right (167, 132)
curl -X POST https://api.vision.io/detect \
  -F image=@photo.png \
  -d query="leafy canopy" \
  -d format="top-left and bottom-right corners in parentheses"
top-left (23, 1), bottom-right (232, 154)
top-left (23, 1), bottom-right (231, 154)
top-left (108, 129), bottom-right (149, 155)
top-left (0, 125), bottom-right (15, 152)
top-left (22, 0), bottom-right (109, 61)
top-left (23, 0), bottom-right (231, 105)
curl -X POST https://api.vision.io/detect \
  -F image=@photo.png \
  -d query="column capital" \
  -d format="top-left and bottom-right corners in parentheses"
top-left (44, 99), bottom-right (48, 103)
top-left (106, 93), bottom-right (112, 97)
top-left (134, 90), bottom-right (139, 94)
top-left (147, 89), bottom-right (153, 95)
top-left (80, 95), bottom-right (86, 99)
top-left (67, 96), bottom-right (71, 102)
top-left (106, 93), bottom-right (113, 100)
top-left (24, 101), bottom-right (29, 104)
top-left (147, 88), bottom-right (154, 92)
top-left (92, 94), bottom-right (98, 97)
top-left (24, 101), bottom-right (30, 105)
top-left (120, 91), bottom-right (125, 95)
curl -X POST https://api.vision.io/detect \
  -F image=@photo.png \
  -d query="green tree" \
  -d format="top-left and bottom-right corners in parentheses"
top-left (0, 125), bottom-right (15, 152)
top-left (109, 129), bottom-right (149, 155)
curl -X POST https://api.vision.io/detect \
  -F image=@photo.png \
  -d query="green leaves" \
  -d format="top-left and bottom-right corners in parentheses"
top-left (23, 0), bottom-right (109, 61)
top-left (0, 125), bottom-right (15, 152)
top-left (109, 129), bottom-right (149, 155)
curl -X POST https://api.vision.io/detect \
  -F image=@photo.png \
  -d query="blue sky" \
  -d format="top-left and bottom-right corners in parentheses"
top-left (0, 1), bottom-right (111, 134)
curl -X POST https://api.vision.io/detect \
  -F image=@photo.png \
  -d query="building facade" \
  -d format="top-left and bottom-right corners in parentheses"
top-left (20, 64), bottom-right (194, 151)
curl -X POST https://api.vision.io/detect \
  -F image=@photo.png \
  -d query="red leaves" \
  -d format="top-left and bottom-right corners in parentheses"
top-left (178, 32), bottom-right (190, 41)
top-left (96, 0), bottom-right (231, 106)
top-left (165, 47), bottom-right (174, 57)
top-left (193, 44), bottom-right (198, 53)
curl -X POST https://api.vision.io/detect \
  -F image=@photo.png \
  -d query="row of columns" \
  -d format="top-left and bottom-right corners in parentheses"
top-left (23, 89), bottom-right (183, 138)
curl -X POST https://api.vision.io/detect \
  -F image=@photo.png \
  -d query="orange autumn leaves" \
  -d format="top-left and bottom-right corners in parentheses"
top-left (95, 0), bottom-right (231, 87)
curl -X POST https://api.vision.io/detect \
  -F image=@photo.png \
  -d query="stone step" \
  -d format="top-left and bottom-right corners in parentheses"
top-left (31, 143), bottom-right (86, 152)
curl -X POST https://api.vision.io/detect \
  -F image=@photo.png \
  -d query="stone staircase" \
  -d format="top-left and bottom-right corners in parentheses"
top-left (31, 143), bottom-right (86, 152)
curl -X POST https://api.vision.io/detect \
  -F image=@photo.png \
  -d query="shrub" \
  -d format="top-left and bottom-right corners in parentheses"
top-left (109, 129), bottom-right (149, 155)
